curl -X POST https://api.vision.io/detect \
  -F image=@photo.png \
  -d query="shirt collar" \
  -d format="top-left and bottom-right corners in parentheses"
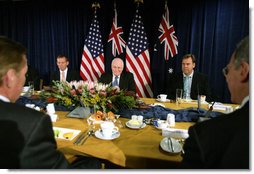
top-left (183, 70), bottom-right (194, 78)
top-left (113, 74), bottom-right (121, 79)
top-left (0, 95), bottom-right (10, 102)
top-left (239, 95), bottom-right (249, 108)
top-left (60, 68), bottom-right (68, 73)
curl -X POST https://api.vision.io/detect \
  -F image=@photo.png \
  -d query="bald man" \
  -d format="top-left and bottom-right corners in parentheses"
top-left (98, 58), bottom-right (136, 93)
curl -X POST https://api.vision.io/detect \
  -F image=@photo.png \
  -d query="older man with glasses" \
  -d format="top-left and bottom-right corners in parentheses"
top-left (180, 36), bottom-right (249, 169)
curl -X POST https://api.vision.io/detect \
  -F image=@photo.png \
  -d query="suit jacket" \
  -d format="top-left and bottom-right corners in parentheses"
top-left (167, 71), bottom-right (211, 101)
top-left (180, 101), bottom-right (249, 169)
top-left (0, 100), bottom-right (70, 169)
top-left (0, 100), bottom-right (102, 169)
top-left (50, 69), bottom-right (80, 85)
top-left (25, 65), bottom-right (40, 90)
top-left (98, 71), bottom-right (136, 93)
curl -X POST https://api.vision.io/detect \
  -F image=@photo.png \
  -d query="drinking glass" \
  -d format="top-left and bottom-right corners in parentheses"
top-left (28, 81), bottom-right (34, 96)
top-left (176, 89), bottom-right (183, 107)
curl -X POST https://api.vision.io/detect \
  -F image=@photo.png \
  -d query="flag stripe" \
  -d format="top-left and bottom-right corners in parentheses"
top-left (80, 12), bottom-right (104, 82)
top-left (126, 9), bottom-right (153, 98)
top-left (80, 46), bottom-right (104, 81)
top-left (126, 47), bottom-right (153, 97)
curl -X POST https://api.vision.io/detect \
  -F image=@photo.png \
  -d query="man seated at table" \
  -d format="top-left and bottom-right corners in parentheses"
top-left (25, 64), bottom-right (40, 90)
top-left (98, 57), bottom-right (136, 93)
top-left (0, 36), bottom-right (101, 169)
top-left (180, 36), bottom-right (249, 168)
top-left (50, 55), bottom-right (80, 85)
top-left (166, 54), bottom-right (211, 101)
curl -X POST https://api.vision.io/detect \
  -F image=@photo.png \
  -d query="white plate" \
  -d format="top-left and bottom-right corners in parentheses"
top-left (160, 137), bottom-right (182, 154)
top-left (156, 99), bottom-right (171, 103)
top-left (126, 120), bottom-right (146, 129)
top-left (53, 127), bottom-right (81, 141)
top-left (94, 130), bottom-right (120, 140)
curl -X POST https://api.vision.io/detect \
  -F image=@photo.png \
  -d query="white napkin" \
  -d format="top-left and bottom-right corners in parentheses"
top-left (162, 128), bottom-right (189, 139)
top-left (209, 102), bottom-right (233, 112)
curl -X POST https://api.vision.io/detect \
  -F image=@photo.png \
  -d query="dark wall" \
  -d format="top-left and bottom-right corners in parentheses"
top-left (0, 0), bottom-right (249, 103)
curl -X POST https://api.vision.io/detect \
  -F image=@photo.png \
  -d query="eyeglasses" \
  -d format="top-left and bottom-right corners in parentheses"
top-left (222, 65), bottom-right (232, 76)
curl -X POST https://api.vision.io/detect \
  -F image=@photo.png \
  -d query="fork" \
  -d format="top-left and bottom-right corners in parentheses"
top-left (80, 130), bottom-right (93, 145)
top-left (73, 130), bottom-right (88, 145)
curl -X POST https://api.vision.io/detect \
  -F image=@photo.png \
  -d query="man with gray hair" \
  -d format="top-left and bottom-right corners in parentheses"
top-left (99, 57), bottom-right (136, 93)
top-left (180, 36), bottom-right (249, 169)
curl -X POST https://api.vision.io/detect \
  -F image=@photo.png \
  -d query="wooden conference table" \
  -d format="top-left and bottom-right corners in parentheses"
top-left (53, 98), bottom-right (237, 169)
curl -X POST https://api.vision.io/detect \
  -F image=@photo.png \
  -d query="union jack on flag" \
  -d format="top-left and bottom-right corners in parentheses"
top-left (158, 4), bottom-right (178, 60)
top-left (126, 9), bottom-right (153, 98)
top-left (80, 11), bottom-right (105, 82)
top-left (108, 8), bottom-right (126, 56)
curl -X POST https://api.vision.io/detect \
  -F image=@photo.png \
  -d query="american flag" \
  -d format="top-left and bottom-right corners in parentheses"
top-left (158, 3), bottom-right (178, 60)
top-left (80, 12), bottom-right (104, 82)
top-left (126, 9), bottom-right (153, 98)
top-left (108, 8), bottom-right (125, 56)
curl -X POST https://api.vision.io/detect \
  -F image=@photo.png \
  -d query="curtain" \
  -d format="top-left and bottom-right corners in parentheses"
top-left (0, 0), bottom-right (249, 103)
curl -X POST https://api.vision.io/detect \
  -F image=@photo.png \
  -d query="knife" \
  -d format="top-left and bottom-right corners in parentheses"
top-left (168, 137), bottom-right (174, 152)
top-left (73, 130), bottom-right (88, 145)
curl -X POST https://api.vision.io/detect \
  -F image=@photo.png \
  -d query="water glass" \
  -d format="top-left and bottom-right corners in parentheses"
top-left (28, 81), bottom-right (34, 95)
top-left (176, 89), bottom-right (183, 106)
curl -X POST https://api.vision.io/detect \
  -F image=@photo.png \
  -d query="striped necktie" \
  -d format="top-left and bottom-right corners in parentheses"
top-left (113, 76), bottom-right (119, 86)
top-left (183, 76), bottom-right (190, 98)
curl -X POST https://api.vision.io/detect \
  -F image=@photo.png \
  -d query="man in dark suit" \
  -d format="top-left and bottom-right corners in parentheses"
top-left (25, 65), bottom-right (40, 90)
top-left (98, 58), bottom-right (136, 93)
top-left (180, 36), bottom-right (249, 169)
top-left (0, 36), bottom-right (101, 169)
top-left (50, 55), bottom-right (80, 85)
top-left (167, 54), bottom-right (211, 101)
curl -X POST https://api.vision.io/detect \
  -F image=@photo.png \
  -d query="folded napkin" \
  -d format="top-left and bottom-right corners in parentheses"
top-left (209, 102), bottom-right (233, 111)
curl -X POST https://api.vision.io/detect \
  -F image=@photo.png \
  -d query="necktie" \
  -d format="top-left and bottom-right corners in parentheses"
top-left (61, 71), bottom-right (65, 82)
top-left (113, 76), bottom-right (119, 87)
top-left (183, 76), bottom-right (189, 99)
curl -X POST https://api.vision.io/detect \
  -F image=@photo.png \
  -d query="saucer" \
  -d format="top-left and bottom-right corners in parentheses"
top-left (126, 121), bottom-right (146, 129)
top-left (156, 99), bottom-right (171, 103)
top-left (160, 137), bottom-right (182, 154)
top-left (94, 130), bottom-right (120, 140)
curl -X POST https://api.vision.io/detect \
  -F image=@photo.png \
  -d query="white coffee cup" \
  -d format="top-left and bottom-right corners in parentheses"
top-left (157, 120), bottom-right (168, 129)
top-left (46, 103), bottom-right (55, 114)
top-left (157, 94), bottom-right (167, 102)
top-left (49, 113), bottom-right (58, 122)
top-left (200, 95), bottom-right (206, 103)
top-left (167, 113), bottom-right (175, 127)
top-left (137, 115), bottom-right (143, 124)
top-left (100, 121), bottom-right (119, 138)
top-left (131, 115), bottom-right (138, 120)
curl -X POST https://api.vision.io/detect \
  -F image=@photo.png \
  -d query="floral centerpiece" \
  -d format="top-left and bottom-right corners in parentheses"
top-left (40, 80), bottom-right (138, 114)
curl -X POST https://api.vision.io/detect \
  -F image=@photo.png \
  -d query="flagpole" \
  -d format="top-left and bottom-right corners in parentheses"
top-left (134, 0), bottom-right (143, 7)
top-left (92, 2), bottom-right (100, 13)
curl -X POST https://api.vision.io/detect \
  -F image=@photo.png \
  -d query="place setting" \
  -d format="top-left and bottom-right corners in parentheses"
top-left (94, 121), bottom-right (121, 140)
top-left (156, 94), bottom-right (172, 103)
top-left (125, 115), bottom-right (146, 129)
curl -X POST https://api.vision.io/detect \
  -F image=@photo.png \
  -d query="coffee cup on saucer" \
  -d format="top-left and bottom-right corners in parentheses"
top-left (157, 94), bottom-right (167, 102)
top-left (100, 121), bottom-right (119, 138)
top-left (157, 120), bottom-right (168, 129)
